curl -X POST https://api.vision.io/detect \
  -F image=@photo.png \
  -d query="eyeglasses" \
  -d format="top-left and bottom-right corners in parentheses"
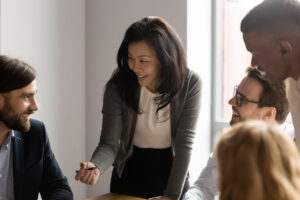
top-left (233, 85), bottom-right (261, 107)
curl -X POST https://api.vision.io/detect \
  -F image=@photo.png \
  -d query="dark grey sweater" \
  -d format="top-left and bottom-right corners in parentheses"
top-left (91, 70), bottom-right (202, 199)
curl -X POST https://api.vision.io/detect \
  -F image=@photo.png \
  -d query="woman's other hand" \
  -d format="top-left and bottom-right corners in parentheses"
top-left (148, 196), bottom-right (173, 200)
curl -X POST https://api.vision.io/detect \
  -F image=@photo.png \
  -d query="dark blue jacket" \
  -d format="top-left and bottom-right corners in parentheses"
top-left (12, 119), bottom-right (73, 200)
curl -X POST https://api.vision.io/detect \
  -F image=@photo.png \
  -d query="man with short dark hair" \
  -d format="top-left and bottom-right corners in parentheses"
top-left (240, 0), bottom-right (300, 149)
top-left (183, 67), bottom-right (292, 200)
top-left (0, 55), bottom-right (73, 200)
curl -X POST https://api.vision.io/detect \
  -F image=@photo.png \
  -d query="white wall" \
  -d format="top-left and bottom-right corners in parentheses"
top-left (1, 0), bottom-right (212, 199)
top-left (85, 0), bottom-right (187, 197)
top-left (187, 0), bottom-right (212, 183)
top-left (0, 0), bottom-right (86, 199)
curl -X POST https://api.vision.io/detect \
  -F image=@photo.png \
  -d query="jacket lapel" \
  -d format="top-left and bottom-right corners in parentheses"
top-left (12, 131), bottom-right (24, 200)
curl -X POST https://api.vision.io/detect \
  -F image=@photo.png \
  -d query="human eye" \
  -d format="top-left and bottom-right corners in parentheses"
top-left (240, 96), bottom-right (246, 102)
top-left (237, 93), bottom-right (248, 102)
top-left (128, 57), bottom-right (135, 65)
top-left (140, 59), bottom-right (149, 63)
top-left (22, 93), bottom-right (34, 100)
top-left (236, 93), bottom-right (244, 101)
top-left (22, 95), bottom-right (30, 102)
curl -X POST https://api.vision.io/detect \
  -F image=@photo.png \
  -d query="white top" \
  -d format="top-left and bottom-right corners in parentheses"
top-left (183, 123), bottom-right (295, 200)
top-left (285, 77), bottom-right (300, 150)
top-left (133, 87), bottom-right (171, 148)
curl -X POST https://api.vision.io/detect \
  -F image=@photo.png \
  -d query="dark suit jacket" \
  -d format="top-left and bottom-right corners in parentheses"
top-left (12, 119), bottom-right (73, 200)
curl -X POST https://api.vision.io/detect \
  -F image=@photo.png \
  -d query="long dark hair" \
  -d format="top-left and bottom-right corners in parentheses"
top-left (107, 16), bottom-right (189, 113)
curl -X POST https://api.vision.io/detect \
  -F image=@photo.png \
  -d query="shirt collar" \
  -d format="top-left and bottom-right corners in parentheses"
top-left (0, 130), bottom-right (13, 151)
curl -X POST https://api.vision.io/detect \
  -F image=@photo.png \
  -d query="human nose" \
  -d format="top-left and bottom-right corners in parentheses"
top-left (130, 61), bottom-right (142, 73)
top-left (30, 98), bottom-right (39, 111)
top-left (228, 96), bottom-right (236, 106)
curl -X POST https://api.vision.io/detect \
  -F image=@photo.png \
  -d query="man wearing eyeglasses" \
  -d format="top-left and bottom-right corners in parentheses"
top-left (183, 67), bottom-right (292, 200)
top-left (229, 68), bottom-right (289, 126)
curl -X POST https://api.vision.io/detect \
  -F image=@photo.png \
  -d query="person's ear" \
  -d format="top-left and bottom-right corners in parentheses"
top-left (261, 106), bottom-right (276, 121)
top-left (278, 40), bottom-right (292, 57)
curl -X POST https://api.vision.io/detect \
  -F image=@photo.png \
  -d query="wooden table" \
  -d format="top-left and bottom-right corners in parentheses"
top-left (86, 193), bottom-right (146, 200)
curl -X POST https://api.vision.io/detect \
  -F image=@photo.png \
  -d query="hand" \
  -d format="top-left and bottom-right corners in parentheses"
top-left (75, 161), bottom-right (100, 185)
top-left (148, 196), bottom-right (173, 200)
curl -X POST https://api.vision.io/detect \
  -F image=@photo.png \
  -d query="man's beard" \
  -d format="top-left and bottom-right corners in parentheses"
top-left (0, 97), bottom-right (32, 132)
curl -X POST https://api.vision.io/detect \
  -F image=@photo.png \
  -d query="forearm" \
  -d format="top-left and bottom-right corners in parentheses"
top-left (183, 185), bottom-right (215, 200)
top-left (41, 178), bottom-right (73, 200)
top-left (164, 152), bottom-right (191, 199)
top-left (90, 143), bottom-right (117, 173)
top-left (165, 72), bottom-right (202, 199)
top-left (90, 83), bottom-right (123, 173)
top-left (183, 153), bottom-right (219, 200)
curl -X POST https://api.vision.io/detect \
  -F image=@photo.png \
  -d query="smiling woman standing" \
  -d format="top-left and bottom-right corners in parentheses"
top-left (75, 17), bottom-right (202, 200)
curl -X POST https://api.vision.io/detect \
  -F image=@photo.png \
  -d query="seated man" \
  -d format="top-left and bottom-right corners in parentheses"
top-left (183, 67), bottom-right (291, 200)
top-left (0, 55), bottom-right (73, 200)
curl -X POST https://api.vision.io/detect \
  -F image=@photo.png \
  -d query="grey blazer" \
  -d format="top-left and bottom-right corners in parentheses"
top-left (91, 70), bottom-right (202, 199)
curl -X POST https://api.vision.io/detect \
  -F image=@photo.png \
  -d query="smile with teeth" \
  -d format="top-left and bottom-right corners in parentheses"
top-left (137, 74), bottom-right (147, 80)
top-left (21, 112), bottom-right (34, 121)
top-left (232, 109), bottom-right (240, 117)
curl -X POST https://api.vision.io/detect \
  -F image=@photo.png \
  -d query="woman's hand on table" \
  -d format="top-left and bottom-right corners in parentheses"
top-left (148, 196), bottom-right (173, 200)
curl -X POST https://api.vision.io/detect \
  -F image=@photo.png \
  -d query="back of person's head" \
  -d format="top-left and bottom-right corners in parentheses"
top-left (217, 120), bottom-right (300, 200)
top-left (246, 67), bottom-right (289, 124)
top-left (111, 16), bottom-right (188, 113)
top-left (241, 0), bottom-right (300, 34)
top-left (0, 55), bottom-right (36, 93)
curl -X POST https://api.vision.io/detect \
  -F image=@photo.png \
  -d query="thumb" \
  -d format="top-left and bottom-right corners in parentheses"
top-left (80, 162), bottom-right (88, 169)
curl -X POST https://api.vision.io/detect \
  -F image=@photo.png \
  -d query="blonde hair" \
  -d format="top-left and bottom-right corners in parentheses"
top-left (217, 120), bottom-right (300, 200)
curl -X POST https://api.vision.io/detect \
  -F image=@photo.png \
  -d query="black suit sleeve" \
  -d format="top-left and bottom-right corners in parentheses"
top-left (39, 122), bottom-right (73, 200)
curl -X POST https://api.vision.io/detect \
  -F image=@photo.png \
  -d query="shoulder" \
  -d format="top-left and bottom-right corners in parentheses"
top-left (29, 118), bottom-right (45, 129)
top-left (22, 119), bottom-right (47, 141)
top-left (104, 82), bottom-right (122, 100)
top-left (26, 119), bottom-right (46, 135)
top-left (182, 70), bottom-right (202, 94)
top-left (102, 82), bottom-right (126, 113)
top-left (188, 70), bottom-right (202, 86)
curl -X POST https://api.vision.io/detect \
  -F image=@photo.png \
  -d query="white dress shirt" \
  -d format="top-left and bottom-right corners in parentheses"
top-left (285, 77), bottom-right (300, 149)
top-left (0, 130), bottom-right (14, 200)
top-left (183, 123), bottom-right (295, 200)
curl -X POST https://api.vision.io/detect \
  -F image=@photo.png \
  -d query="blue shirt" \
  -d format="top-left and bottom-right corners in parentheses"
top-left (0, 130), bottom-right (14, 200)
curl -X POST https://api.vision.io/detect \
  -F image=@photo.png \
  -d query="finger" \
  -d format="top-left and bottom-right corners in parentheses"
top-left (75, 172), bottom-right (80, 180)
top-left (90, 172), bottom-right (100, 185)
top-left (94, 168), bottom-right (100, 176)
top-left (87, 161), bottom-right (96, 168)
top-left (80, 170), bottom-right (93, 183)
top-left (85, 171), bottom-right (94, 185)
top-left (80, 162), bottom-right (88, 169)
top-left (75, 167), bottom-right (86, 180)
top-left (149, 196), bottom-right (160, 200)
